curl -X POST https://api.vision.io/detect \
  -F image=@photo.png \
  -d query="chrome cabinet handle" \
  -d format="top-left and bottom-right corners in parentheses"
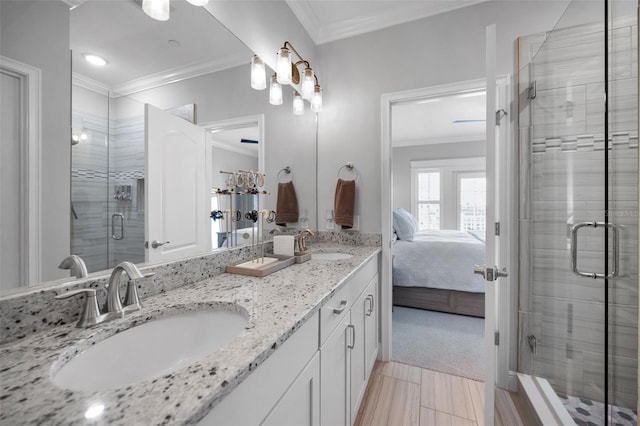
top-left (473, 266), bottom-right (508, 281)
top-left (570, 221), bottom-right (619, 279)
top-left (347, 324), bottom-right (355, 349)
top-left (111, 213), bottom-right (124, 240)
top-left (365, 295), bottom-right (374, 316)
top-left (332, 300), bottom-right (348, 314)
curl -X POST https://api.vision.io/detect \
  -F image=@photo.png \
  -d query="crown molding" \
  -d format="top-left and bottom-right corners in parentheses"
top-left (393, 135), bottom-right (485, 148)
top-left (72, 72), bottom-right (111, 96)
top-left (111, 53), bottom-right (248, 97)
top-left (287, 0), bottom-right (488, 45)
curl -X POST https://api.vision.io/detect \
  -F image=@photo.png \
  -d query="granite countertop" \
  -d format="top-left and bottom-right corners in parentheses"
top-left (0, 244), bottom-right (380, 425)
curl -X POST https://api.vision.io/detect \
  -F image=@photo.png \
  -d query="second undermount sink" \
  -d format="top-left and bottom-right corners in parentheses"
top-left (312, 252), bottom-right (353, 261)
top-left (51, 308), bottom-right (247, 392)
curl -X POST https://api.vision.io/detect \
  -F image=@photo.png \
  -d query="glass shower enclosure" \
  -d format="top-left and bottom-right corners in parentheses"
top-left (517, 0), bottom-right (638, 424)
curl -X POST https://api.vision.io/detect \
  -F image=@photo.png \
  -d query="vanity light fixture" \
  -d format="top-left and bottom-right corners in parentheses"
top-left (293, 91), bottom-right (304, 115)
top-left (250, 55), bottom-right (266, 90)
top-left (82, 53), bottom-right (107, 67)
top-left (269, 75), bottom-right (283, 105)
top-left (142, 0), bottom-right (169, 21)
top-left (252, 41), bottom-right (323, 113)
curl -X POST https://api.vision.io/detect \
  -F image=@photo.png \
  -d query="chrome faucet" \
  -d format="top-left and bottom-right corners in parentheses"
top-left (58, 255), bottom-right (88, 279)
top-left (106, 262), bottom-right (153, 315)
top-left (54, 262), bottom-right (153, 328)
top-left (295, 229), bottom-right (315, 253)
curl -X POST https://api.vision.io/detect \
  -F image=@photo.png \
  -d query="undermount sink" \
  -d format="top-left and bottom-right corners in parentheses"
top-left (51, 309), bottom-right (247, 392)
top-left (312, 252), bottom-right (353, 261)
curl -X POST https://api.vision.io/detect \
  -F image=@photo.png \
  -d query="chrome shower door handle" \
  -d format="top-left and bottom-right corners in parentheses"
top-left (111, 213), bottom-right (124, 240)
top-left (570, 221), bottom-right (619, 279)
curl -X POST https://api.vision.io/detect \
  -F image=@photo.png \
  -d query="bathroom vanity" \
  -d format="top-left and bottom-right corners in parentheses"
top-left (0, 243), bottom-right (380, 425)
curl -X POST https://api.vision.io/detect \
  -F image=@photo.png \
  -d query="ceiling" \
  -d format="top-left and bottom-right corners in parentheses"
top-left (70, 0), bottom-right (487, 147)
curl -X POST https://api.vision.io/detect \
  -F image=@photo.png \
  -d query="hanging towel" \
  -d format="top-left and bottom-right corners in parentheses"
top-left (334, 179), bottom-right (356, 228)
top-left (275, 181), bottom-right (299, 225)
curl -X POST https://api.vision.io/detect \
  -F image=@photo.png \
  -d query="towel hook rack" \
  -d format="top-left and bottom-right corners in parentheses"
top-left (337, 162), bottom-right (359, 181)
top-left (277, 166), bottom-right (293, 183)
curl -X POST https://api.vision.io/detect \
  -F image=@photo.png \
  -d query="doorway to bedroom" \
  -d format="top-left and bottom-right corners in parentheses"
top-left (389, 80), bottom-right (487, 382)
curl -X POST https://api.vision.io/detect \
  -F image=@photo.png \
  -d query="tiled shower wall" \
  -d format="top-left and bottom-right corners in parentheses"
top-left (518, 17), bottom-right (638, 408)
top-left (71, 110), bottom-right (145, 274)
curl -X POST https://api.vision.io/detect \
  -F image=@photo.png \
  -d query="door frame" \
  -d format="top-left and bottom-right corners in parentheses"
top-left (0, 56), bottom-right (41, 286)
top-left (380, 76), bottom-right (514, 386)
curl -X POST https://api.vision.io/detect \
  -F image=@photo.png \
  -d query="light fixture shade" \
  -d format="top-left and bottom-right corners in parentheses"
top-left (293, 92), bottom-right (304, 115)
top-left (301, 67), bottom-right (314, 99)
top-left (251, 56), bottom-right (266, 90)
top-left (269, 75), bottom-right (283, 105)
top-left (186, 0), bottom-right (209, 5)
top-left (276, 48), bottom-right (292, 85)
top-left (142, 0), bottom-right (169, 21)
top-left (311, 86), bottom-right (323, 112)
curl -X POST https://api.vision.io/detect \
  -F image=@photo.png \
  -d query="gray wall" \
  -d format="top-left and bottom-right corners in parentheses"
top-left (123, 65), bottom-right (318, 227)
top-left (315, 0), bottom-right (602, 232)
top-left (1, 0), bottom-right (71, 282)
top-left (392, 141), bottom-right (485, 211)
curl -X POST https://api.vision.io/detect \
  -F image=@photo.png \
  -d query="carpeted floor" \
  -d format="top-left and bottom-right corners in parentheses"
top-left (392, 306), bottom-right (485, 381)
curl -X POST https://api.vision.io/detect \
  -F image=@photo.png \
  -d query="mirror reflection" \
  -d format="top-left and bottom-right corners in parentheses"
top-left (0, 0), bottom-right (317, 295)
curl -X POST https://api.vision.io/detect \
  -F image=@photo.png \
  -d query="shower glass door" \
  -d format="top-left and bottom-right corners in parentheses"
top-left (517, 0), bottom-right (638, 424)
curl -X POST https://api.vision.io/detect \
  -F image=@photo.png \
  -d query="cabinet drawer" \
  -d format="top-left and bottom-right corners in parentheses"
top-left (320, 282), bottom-right (351, 346)
top-left (350, 255), bottom-right (378, 302)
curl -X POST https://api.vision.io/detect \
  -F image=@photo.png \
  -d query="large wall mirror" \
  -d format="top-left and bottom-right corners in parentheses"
top-left (0, 0), bottom-right (318, 295)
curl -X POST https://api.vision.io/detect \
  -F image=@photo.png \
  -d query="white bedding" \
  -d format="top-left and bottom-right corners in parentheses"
top-left (392, 230), bottom-right (486, 293)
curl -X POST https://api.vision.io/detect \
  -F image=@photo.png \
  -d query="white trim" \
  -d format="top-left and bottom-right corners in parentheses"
top-left (201, 114), bottom-right (265, 248)
top-left (72, 54), bottom-right (247, 98)
top-left (72, 72), bottom-right (110, 96)
top-left (381, 77), bottom-right (486, 363)
top-left (287, 0), bottom-right (489, 45)
top-left (393, 135), bottom-right (485, 148)
top-left (0, 56), bottom-right (42, 286)
top-left (111, 55), bottom-right (248, 97)
top-left (200, 114), bottom-right (265, 174)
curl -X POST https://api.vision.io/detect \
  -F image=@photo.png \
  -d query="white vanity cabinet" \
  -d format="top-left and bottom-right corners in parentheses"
top-left (199, 253), bottom-right (379, 426)
top-left (320, 256), bottom-right (379, 426)
top-left (350, 275), bottom-right (378, 422)
top-left (198, 311), bottom-right (319, 426)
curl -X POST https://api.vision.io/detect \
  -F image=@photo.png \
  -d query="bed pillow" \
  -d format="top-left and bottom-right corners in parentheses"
top-left (393, 208), bottom-right (417, 241)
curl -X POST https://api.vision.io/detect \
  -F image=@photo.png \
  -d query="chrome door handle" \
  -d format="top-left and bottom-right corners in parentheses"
top-left (145, 240), bottom-right (170, 249)
top-left (332, 300), bottom-right (348, 314)
top-left (111, 213), bottom-right (124, 240)
top-left (473, 266), bottom-right (508, 281)
top-left (570, 221), bottom-right (619, 279)
top-left (473, 266), bottom-right (486, 279)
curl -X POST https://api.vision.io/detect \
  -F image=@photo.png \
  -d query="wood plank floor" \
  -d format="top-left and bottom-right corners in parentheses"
top-left (354, 361), bottom-right (525, 426)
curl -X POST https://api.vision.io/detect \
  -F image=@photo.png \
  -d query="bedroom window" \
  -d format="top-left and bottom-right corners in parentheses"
top-left (458, 173), bottom-right (486, 233)
top-left (416, 171), bottom-right (440, 230)
top-left (410, 157), bottom-right (484, 231)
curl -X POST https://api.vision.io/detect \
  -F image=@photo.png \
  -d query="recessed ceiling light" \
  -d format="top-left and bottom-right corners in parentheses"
top-left (83, 53), bottom-right (107, 67)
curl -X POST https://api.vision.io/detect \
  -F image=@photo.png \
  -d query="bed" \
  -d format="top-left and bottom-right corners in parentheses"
top-left (391, 209), bottom-right (486, 317)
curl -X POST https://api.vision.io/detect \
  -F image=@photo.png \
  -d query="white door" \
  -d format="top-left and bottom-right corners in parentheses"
top-left (481, 24), bottom-right (512, 425)
top-left (145, 104), bottom-right (208, 263)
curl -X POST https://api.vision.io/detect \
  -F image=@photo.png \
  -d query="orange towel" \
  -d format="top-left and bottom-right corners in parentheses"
top-left (334, 179), bottom-right (355, 228)
top-left (275, 181), bottom-right (299, 225)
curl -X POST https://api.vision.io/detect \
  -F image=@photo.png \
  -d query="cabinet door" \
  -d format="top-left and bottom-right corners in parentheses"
top-left (320, 313), bottom-right (351, 426)
top-left (350, 290), bottom-right (367, 422)
top-left (262, 353), bottom-right (320, 426)
top-left (364, 276), bottom-right (379, 377)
